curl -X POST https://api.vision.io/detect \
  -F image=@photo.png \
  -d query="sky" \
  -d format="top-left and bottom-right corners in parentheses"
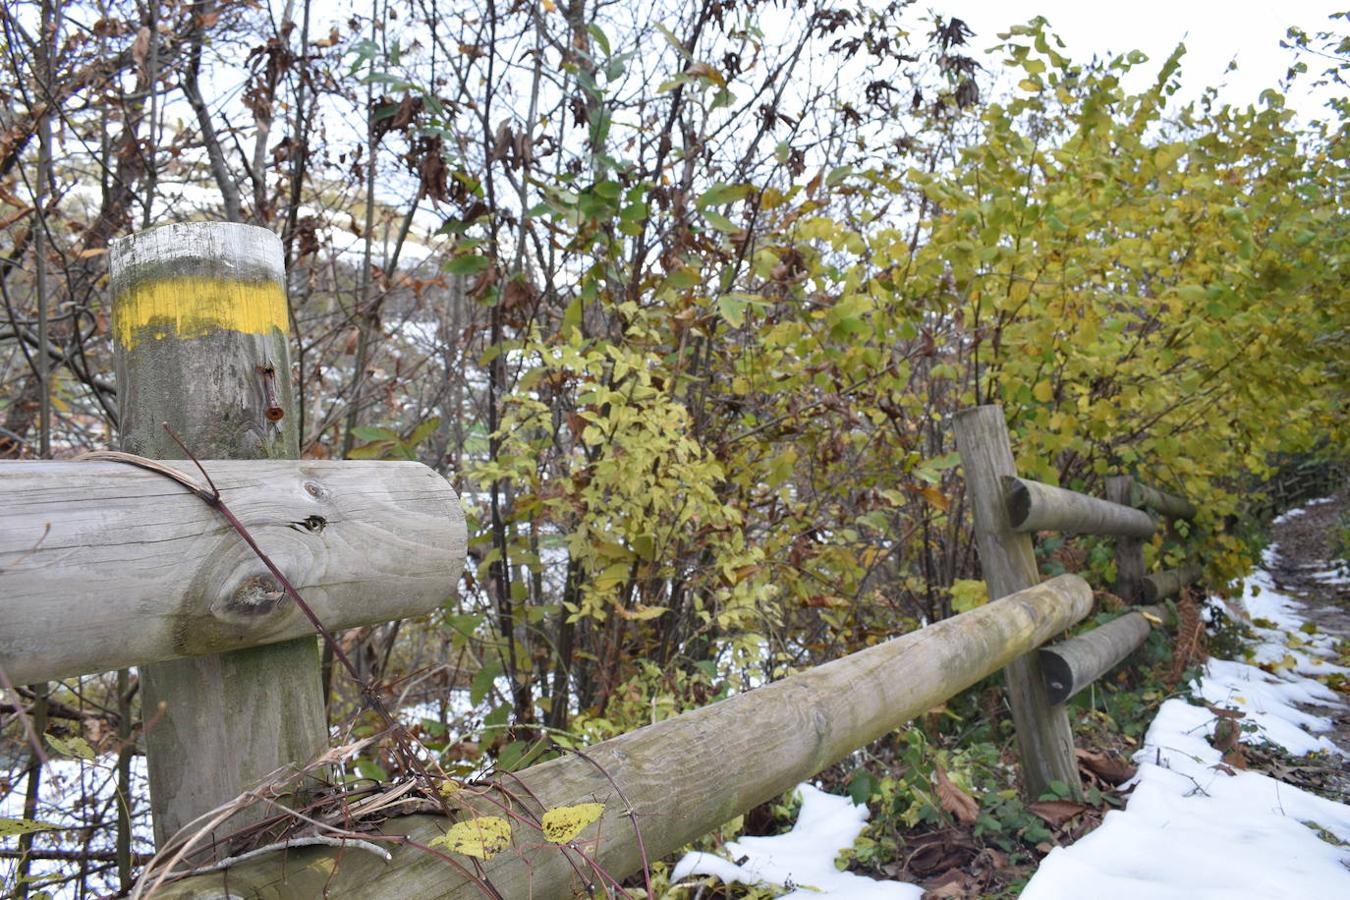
top-left (947, 1), bottom-right (1345, 119)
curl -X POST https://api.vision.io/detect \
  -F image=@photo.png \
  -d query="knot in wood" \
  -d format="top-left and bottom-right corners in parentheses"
top-left (226, 574), bottom-right (287, 617)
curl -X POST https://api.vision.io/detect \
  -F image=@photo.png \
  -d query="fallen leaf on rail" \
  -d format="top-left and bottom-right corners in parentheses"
top-left (540, 802), bottom-right (604, 843)
top-left (430, 816), bottom-right (511, 859)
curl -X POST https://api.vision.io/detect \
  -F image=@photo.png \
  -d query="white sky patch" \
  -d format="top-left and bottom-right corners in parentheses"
top-left (1, 753), bottom-right (153, 898)
top-left (1023, 498), bottom-right (1350, 899)
top-left (951, 0), bottom-right (1343, 122)
top-left (671, 783), bottom-right (920, 898)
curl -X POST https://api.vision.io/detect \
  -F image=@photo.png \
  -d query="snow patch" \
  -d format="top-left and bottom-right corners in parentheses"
top-left (1023, 497), bottom-right (1350, 899)
top-left (671, 783), bottom-right (920, 898)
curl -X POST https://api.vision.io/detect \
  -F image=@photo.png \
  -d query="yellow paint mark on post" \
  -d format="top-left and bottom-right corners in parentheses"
top-left (114, 276), bottom-right (288, 347)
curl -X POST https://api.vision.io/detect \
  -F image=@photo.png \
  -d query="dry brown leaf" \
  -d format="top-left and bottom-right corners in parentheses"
top-left (0, 205), bottom-right (33, 230)
top-left (923, 869), bottom-right (971, 899)
top-left (904, 828), bottom-right (976, 876)
top-left (131, 26), bottom-right (151, 75)
top-left (1075, 748), bottom-right (1137, 785)
top-left (933, 765), bottom-right (979, 826)
top-left (1027, 799), bottom-right (1088, 828)
top-left (1211, 717), bottom-right (1242, 753)
top-left (1205, 703), bottom-right (1247, 720)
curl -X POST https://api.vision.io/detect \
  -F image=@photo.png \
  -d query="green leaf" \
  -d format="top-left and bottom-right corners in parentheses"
top-left (593, 561), bottom-right (631, 591)
top-left (703, 210), bottom-right (739, 233)
top-left (717, 294), bottom-right (747, 327)
top-left (446, 255), bottom-right (491, 275)
top-left (587, 23), bottom-right (612, 56)
top-left (950, 579), bottom-right (989, 613)
top-left (562, 297), bottom-right (583, 333)
top-left (470, 660), bottom-right (502, 706)
top-left (697, 183), bottom-right (752, 208)
top-left (0, 817), bottom-right (56, 838)
top-left (46, 734), bottom-right (94, 760)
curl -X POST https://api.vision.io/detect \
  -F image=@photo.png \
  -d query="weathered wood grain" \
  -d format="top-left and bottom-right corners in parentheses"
top-left (1142, 564), bottom-right (1204, 603)
top-left (954, 405), bottom-right (1083, 801)
top-left (1107, 476), bottom-right (1147, 604)
top-left (1004, 475), bottom-right (1156, 538)
top-left (155, 575), bottom-right (1093, 899)
top-left (111, 222), bottom-right (323, 849)
top-left (1039, 606), bottom-right (1164, 704)
top-left (1129, 481), bottom-right (1196, 520)
top-left (0, 459), bottom-right (465, 684)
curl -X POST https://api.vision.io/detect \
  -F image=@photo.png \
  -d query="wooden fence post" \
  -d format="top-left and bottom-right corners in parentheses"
top-left (110, 223), bottom-right (327, 850)
top-left (954, 405), bottom-right (1082, 800)
top-left (1107, 476), bottom-right (1146, 604)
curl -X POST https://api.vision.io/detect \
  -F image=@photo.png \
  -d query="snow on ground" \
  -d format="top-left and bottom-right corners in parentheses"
top-left (671, 783), bottom-right (921, 899)
top-left (1023, 499), bottom-right (1350, 899)
top-left (5, 501), bottom-right (1345, 897)
top-left (671, 498), bottom-right (1350, 899)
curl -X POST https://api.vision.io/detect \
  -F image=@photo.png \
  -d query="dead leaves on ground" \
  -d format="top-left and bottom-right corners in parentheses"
top-left (1075, 747), bottom-right (1136, 786)
top-left (933, 765), bottom-right (979, 825)
top-left (887, 829), bottom-right (1010, 899)
top-left (1206, 703), bottom-right (1249, 769)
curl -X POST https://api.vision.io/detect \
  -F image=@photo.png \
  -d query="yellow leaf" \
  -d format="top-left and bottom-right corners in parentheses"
top-left (540, 803), bottom-right (605, 843)
top-left (949, 579), bottom-right (989, 613)
top-left (1033, 381), bottom-right (1054, 403)
top-left (1140, 610), bottom-right (1162, 626)
top-left (919, 485), bottom-right (949, 511)
top-left (45, 734), bottom-right (94, 760)
top-left (615, 604), bottom-right (667, 621)
top-left (431, 816), bottom-right (511, 859)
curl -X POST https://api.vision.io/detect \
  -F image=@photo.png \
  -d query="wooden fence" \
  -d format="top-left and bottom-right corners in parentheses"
top-left (0, 223), bottom-right (1206, 898)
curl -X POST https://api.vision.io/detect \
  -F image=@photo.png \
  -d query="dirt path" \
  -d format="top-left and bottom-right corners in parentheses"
top-left (1263, 490), bottom-right (1350, 785)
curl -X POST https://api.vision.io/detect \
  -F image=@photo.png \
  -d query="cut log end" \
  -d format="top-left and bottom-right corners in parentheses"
top-left (1040, 652), bottom-right (1074, 705)
top-left (1006, 477), bottom-right (1033, 529)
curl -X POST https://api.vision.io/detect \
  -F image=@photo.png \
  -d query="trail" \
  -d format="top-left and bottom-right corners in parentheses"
top-left (1265, 492), bottom-right (1350, 793)
top-left (1022, 493), bottom-right (1350, 899)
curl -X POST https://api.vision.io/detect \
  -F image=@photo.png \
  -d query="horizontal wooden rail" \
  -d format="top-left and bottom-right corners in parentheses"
top-left (0, 459), bottom-right (466, 683)
top-left (1129, 481), bottom-right (1196, 520)
top-left (1003, 476), bottom-right (1156, 538)
top-left (1039, 606), bottom-right (1165, 704)
top-left (1142, 564), bottom-right (1203, 604)
top-left (155, 574), bottom-right (1093, 899)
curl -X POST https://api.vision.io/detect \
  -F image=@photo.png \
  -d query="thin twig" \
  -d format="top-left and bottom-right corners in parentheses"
top-left (92, 435), bottom-right (501, 896)
top-left (0, 665), bottom-right (46, 766)
top-left (570, 747), bottom-right (653, 897)
top-left (170, 835), bottom-right (392, 878)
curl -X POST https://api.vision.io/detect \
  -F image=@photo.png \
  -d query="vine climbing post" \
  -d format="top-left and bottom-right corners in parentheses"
top-left (110, 223), bottom-right (327, 850)
top-left (954, 405), bottom-right (1083, 801)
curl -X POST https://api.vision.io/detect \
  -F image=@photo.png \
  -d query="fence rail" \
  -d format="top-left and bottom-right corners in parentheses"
top-left (0, 222), bottom-right (1217, 898)
top-left (153, 576), bottom-right (1092, 899)
top-left (0, 459), bottom-right (465, 684)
